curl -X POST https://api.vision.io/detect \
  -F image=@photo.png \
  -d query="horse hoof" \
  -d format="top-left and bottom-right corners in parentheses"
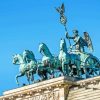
top-left (22, 83), bottom-right (26, 86)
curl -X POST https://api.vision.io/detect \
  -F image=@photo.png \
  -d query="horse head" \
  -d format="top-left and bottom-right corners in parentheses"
top-left (39, 43), bottom-right (52, 57)
top-left (38, 43), bottom-right (54, 67)
top-left (60, 38), bottom-right (67, 52)
top-left (59, 38), bottom-right (70, 64)
top-left (12, 54), bottom-right (23, 65)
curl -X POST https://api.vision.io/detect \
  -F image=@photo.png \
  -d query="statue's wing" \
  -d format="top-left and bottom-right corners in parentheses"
top-left (56, 3), bottom-right (65, 14)
top-left (84, 32), bottom-right (94, 52)
top-left (56, 7), bottom-right (60, 13)
top-left (61, 3), bottom-right (65, 13)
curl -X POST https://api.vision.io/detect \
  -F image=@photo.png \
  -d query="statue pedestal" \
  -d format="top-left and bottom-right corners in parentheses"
top-left (0, 76), bottom-right (76, 100)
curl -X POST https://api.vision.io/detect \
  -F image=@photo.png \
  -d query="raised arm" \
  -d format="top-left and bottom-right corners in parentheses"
top-left (65, 32), bottom-right (74, 39)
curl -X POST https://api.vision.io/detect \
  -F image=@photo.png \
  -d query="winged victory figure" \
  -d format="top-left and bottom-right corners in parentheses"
top-left (56, 3), bottom-right (67, 26)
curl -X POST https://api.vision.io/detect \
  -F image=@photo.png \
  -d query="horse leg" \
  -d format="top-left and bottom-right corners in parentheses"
top-left (40, 69), bottom-right (49, 80)
top-left (26, 71), bottom-right (31, 85)
top-left (40, 74), bottom-right (45, 81)
top-left (30, 70), bottom-right (35, 83)
top-left (37, 70), bottom-right (44, 81)
top-left (76, 61), bottom-right (81, 77)
top-left (16, 73), bottom-right (24, 86)
top-left (62, 63), bottom-right (65, 76)
top-left (47, 68), bottom-right (54, 79)
top-left (43, 71), bottom-right (48, 80)
top-left (51, 70), bottom-right (55, 78)
top-left (31, 72), bottom-right (34, 82)
top-left (64, 64), bottom-right (69, 76)
top-left (62, 62), bottom-right (69, 76)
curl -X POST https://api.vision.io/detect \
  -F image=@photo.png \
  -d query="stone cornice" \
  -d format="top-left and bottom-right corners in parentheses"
top-left (1, 76), bottom-right (100, 100)
top-left (0, 76), bottom-right (76, 100)
top-left (76, 76), bottom-right (100, 87)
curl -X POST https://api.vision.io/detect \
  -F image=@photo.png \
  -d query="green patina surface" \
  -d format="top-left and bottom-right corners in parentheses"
top-left (12, 3), bottom-right (100, 86)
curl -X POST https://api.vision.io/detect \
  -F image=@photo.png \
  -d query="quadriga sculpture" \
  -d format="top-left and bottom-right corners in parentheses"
top-left (13, 41), bottom-right (100, 86)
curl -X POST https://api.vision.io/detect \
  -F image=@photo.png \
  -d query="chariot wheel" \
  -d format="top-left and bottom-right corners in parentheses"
top-left (84, 55), bottom-right (100, 77)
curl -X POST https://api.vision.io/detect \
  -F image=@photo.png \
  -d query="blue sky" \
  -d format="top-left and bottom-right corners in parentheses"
top-left (0, 0), bottom-right (100, 95)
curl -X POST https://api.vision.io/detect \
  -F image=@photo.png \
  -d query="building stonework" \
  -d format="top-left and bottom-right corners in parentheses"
top-left (68, 76), bottom-right (100, 100)
top-left (1, 76), bottom-right (100, 100)
top-left (0, 76), bottom-right (74, 100)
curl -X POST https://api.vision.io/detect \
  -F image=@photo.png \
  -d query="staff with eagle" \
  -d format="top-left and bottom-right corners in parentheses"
top-left (55, 3), bottom-right (94, 52)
